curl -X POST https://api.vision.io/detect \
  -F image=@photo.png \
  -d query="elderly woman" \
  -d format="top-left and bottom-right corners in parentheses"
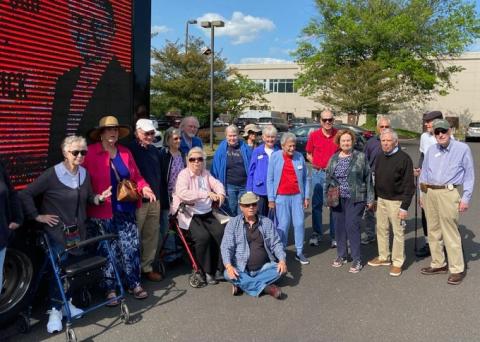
top-left (20, 136), bottom-right (111, 334)
top-left (324, 130), bottom-right (374, 273)
top-left (246, 125), bottom-right (279, 216)
top-left (84, 116), bottom-right (156, 302)
top-left (171, 147), bottom-right (226, 285)
top-left (267, 132), bottom-right (311, 265)
top-left (211, 125), bottom-right (252, 216)
top-left (243, 123), bottom-right (261, 149)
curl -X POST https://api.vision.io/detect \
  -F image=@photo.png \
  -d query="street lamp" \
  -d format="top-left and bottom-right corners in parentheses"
top-left (185, 19), bottom-right (197, 54)
top-left (200, 20), bottom-right (225, 149)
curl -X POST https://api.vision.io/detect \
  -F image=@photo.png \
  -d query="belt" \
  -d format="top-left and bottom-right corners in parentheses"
top-left (420, 183), bottom-right (458, 192)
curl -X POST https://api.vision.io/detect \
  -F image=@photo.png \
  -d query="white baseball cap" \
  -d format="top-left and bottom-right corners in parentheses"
top-left (136, 119), bottom-right (156, 132)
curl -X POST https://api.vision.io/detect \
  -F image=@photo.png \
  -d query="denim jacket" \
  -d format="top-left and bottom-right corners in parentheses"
top-left (246, 144), bottom-right (279, 196)
top-left (324, 150), bottom-right (374, 204)
top-left (267, 150), bottom-right (311, 201)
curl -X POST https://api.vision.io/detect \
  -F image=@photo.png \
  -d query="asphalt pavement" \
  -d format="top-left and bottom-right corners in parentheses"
top-left (8, 139), bottom-right (480, 342)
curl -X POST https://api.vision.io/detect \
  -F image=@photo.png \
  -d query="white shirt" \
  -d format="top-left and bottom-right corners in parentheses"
top-left (264, 146), bottom-right (274, 157)
top-left (190, 176), bottom-right (212, 215)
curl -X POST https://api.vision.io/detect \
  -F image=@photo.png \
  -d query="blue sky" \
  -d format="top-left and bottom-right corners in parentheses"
top-left (151, 0), bottom-right (480, 64)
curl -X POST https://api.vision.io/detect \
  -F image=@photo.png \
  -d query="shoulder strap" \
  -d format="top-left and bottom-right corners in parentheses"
top-left (74, 172), bottom-right (81, 223)
top-left (110, 159), bottom-right (121, 182)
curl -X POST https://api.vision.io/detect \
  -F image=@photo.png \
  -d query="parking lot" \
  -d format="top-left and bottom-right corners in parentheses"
top-left (5, 139), bottom-right (480, 342)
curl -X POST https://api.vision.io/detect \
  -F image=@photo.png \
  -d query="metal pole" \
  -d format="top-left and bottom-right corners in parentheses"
top-left (209, 26), bottom-right (214, 150)
top-left (185, 22), bottom-right (189, 54)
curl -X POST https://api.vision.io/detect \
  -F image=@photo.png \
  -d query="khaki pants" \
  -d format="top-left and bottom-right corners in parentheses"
top-left (136, 201), bottom-right (161, 273)
top-left (423, 188), bottom-right (464, 273)
top-left (376, 197), bottom-right (405, 268)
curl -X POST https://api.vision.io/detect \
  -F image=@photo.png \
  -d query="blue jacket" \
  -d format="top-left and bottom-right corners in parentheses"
top-left (221, 214), bottom-right (286, 272)
top-left (180, 134), bottom-right (203, 155)
top-left (246, 144), bottom-right (279, 196)
top-left (210, 139), bottom-right (252, 186)
top-left (267, 150), bottom-right (311, 202)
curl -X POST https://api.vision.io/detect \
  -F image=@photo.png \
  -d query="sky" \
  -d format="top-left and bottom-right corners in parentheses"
top-left (151, 0), bottom-right (480, 65)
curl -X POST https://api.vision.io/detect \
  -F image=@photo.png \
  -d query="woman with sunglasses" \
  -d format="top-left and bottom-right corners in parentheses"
top-left (20, 135), bottom-right (111, 334)
top-left (171, 147), bottom-right (226, 286)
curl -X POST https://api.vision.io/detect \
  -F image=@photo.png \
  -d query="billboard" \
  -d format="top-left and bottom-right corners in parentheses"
top-left (0, 0), bottom-right (133, 187)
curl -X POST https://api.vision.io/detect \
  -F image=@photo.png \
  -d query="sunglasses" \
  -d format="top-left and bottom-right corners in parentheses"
top-left (241, 203), bottom-right (257, 208)
top-left (321, 118), bottom-right (334, 123)
top-left (434, 128), bottom-right (448, 135)
top-left (69, 150), bottom-right (87, 157)
top-left (189, 157), bottom-right (204, 163)
top-left (379, 125), bottom-right (390, 129)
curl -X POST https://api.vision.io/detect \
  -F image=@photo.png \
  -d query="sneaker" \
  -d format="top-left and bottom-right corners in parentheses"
top-left (361, 236), bottom-right (376, 245)
top-left (349, 260), bottom-right (363, 273)
top-left (367, 257), bottom-right (391, 267)
top-left (389, 266), bottom-right (402, 277)
top-left (330, 240), bottom-right (337, 248)
top-left (309, 233), bottom-right (320, 246)
top-left (46, 307), bottom-right (63, 334)
top-left (62, 299), bottom-right (84, 318)
top-left (332, 257), bottom-right (347, 268)
top-left (295, 253), bottom-right (310, 265)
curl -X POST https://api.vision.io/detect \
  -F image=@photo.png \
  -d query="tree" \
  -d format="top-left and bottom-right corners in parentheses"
top-left (151, 38), bottom-right (267, 125)
top-left (293, 0), bottom-right (480, 127)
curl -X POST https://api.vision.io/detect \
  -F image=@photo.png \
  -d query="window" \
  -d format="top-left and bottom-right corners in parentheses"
top-left (268, 79), bottom-right (296, 93)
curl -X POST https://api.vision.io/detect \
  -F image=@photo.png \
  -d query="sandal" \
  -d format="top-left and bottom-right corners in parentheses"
top-left (129, 286), bottom-right (148, 299)
top-left (105, 291), bottom-right (120, 307)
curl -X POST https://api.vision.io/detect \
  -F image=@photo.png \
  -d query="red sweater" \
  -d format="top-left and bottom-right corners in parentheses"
top-left (277, 153), bottom-right (300, 195)
top-left (83, 142), bottom-right (149, 219)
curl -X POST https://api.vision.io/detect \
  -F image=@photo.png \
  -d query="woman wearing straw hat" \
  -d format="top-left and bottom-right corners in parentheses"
top-left (84, 116), bottom-right (156, 303)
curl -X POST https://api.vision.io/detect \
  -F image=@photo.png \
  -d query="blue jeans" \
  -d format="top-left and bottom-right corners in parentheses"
top-left (312, 169), bottom-right (334, 239)
top-left (0, 247), bottom-right (5, 290)
top-left (224, 261), bottom-right (282, 297)
top-left (275, 193), bottom-right (305, 254)
top-left (226, 184), bottom-right (246, 217)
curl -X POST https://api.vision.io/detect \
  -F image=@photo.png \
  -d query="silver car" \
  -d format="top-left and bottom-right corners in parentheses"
top-left (465, 122), bottom-right (480, 142)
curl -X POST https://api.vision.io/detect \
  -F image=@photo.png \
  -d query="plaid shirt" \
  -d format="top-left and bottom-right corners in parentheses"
top-left (221, 214), bottom-right (286, 272)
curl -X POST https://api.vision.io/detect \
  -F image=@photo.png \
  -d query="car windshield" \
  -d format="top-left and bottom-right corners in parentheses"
top-left (469, 122), bottom-right (480, 127)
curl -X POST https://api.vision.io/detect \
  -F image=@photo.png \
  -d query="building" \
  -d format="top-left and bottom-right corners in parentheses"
top-left (230, 52), bottom-right (480, 131)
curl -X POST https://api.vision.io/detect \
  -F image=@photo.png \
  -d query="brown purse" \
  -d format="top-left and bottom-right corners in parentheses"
top-left (110, 160), bottom-right (140, 202)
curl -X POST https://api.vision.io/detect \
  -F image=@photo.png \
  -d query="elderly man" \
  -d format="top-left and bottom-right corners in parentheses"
top-left (221, 192), bottom-right (287, 298)
top-left (128, 119), bottom-right (163, 281)
top-left (419, 119), bottom-right (474, 285)
top-left (306, 110), bottom-right (338, 248)
top-left (180, 116), bottom-right (203, 154)
top-left (413, 110), bottom-right (444, 257)
top-left (211, 125), bottom-right (252, 216)
top-left (267, 132), bottom-right (311, 264)
top-left (361, 116), bottom-right (392, 245)
top-left (368, 129), bottom-right (415, 277)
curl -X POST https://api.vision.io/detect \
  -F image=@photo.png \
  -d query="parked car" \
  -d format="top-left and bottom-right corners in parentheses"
top-left (234, 117), bottom-right (257, 134)
top-left (465, 122), bottom-right (480, 142)
top-left (289, 123), bottom-right (366, 158)
top-left (213, 118), bottom-right (229, 127)
top-left (257, 116), bottom-right (289, 132)
top-left (288, 117), bottom-right (314, 129)
top-left (336, 123), bottom-right (374, 140)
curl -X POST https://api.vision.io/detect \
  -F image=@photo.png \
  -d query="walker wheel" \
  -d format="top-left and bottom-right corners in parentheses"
top-left (188, 272), bottom-right (205, 288)
top-left (120, 302), bottom-right (130, 324)
top-left (66, 327), bottom-right (77, 342)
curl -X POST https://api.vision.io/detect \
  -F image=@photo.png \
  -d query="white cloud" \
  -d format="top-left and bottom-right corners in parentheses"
top-left (238, 57), bottom-right (293, 64)
top-left (197, 12), bottom-right (275, 45)
top-left (151, 25), bottom-right (171, 35)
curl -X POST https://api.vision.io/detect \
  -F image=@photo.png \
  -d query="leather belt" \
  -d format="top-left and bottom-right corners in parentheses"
top-left (420, 183), bottom-right (458, 193)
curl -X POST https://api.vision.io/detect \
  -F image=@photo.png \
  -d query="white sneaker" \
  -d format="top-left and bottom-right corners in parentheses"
top-left (309, 233), bottom-right (320, 246)
top-left (47, 307), bottom-right (63, 334)
top-left (62, 299), bottom-right (84, 318)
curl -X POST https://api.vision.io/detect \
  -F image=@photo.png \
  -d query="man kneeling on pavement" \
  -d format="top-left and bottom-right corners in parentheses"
top-left (221, 192), bottom-right (287, 298)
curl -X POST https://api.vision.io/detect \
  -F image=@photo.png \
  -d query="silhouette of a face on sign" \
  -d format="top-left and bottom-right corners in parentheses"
top-left (68, 0), bottom-right (115, 65)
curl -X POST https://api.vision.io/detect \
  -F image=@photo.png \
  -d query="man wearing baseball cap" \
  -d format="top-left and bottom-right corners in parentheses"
top-left (419, 119), bottom-right (474, 285)
top-left (221, 192), bottom-right (287, 298)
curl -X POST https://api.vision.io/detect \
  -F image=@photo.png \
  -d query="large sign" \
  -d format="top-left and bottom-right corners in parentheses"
top-left (0, 0), bottom-right (132, 187)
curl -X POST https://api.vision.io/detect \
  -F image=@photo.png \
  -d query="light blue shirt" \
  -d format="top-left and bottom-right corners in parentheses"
top-left (54, 163), bottom-right (86, 189)
top-left (419, 139), bottom-right (475, 203)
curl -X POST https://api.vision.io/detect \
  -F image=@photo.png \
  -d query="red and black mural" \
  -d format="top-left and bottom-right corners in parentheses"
top-left (0, 0), bottom-right (133, 187)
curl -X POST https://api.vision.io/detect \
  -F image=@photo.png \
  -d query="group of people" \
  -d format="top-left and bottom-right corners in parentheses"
top-left (0, 109), bottom-right (474, 333)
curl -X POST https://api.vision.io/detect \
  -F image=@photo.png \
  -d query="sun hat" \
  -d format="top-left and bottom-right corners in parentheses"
top-left (89, 116), bottom-right (130, 141)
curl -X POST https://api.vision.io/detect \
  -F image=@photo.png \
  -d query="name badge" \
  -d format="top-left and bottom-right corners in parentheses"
top-left (297, 165), bottom-right (303, 170)
top-left (258, 155), bottom-right (264, 159)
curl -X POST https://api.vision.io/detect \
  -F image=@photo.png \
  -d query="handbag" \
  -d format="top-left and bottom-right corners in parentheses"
top-left (110, 160), bottom-right (140, 202)
top-left (326, 185), bottom-right (340, 208)
top-left (212, 207), bottom-right (231, 225)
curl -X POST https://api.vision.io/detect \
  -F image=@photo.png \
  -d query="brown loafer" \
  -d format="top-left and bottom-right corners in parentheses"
top-left (420, 265), bottom-right (448, 275)
top-left (143, 271), bottom-right (163, 282)
top-left (447, 272), bottom-right (465, 285)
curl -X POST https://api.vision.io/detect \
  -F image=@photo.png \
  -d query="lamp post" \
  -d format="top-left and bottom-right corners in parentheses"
top-left (185, 19), bottom-right (197, 54)
top-left (200, 20), bottom-right (224, 150)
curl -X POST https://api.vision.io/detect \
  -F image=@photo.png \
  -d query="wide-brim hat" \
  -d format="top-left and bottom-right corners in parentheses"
top-left (89, 116), bottom-right (130, 141)
top-left (243, 124), bottom-right (261, 137)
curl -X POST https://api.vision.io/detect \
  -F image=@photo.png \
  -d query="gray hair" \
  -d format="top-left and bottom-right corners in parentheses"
top-left (163, 127), bottom-right (181, 147)
top-left (262, 125), bottom-right (277, 137)
top-left (180, 116), bottom-right (199, 130)
top-left (280, 132), bottom-right (296, 145)
top-left (187, 146), bottom-right (207, 161)
top-left (61, 135), bottom-right (87, 153)
top-left (225, 125), bottom-right (238, 135)
top-left (377, 116), bottom-right (391, 127)
top-left (380, 128), bottom-right (398, 141)
top-left (320, 109), bottom-right (334, 119)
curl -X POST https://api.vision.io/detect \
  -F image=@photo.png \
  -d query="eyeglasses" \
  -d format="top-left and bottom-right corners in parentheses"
top-left (189, 157), bottom-right (204, 163)
top-left (241, 203), bottom-right (257, 208)
top-left (321, 118), bottom-right (334, 123)
top-left (69, 150), bottom-right (87, 157)
top-left (379, 125), bottom-right (390, 129)
top-left (434, 128), bottom-right (448, 135)
top-left (143, 131), bottom-right (156, 136)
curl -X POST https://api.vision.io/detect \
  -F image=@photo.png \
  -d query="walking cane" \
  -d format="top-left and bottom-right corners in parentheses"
top-left (414, 175), bottom-right (418, 254)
